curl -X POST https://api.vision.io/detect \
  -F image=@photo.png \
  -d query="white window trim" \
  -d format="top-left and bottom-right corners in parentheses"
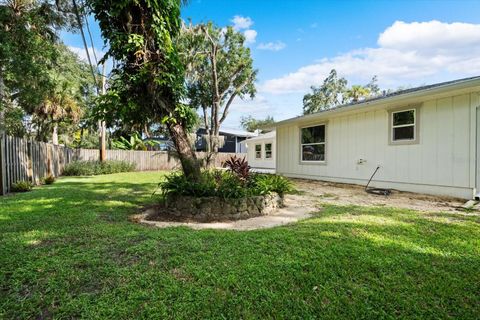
top-left (255, 144), bottom-right (262, 159)
top-left (388, 105), bottom-right (420, 145)
top-left (300, 123), bottom-right (327, 163)
top-left (264, 142), bottom-right (273, 160)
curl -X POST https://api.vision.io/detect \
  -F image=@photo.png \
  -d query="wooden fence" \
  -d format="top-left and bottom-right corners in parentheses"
top-left (0, 134), bottom-right (244, 195)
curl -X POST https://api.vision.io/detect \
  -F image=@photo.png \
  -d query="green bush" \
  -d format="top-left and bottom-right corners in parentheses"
top-left (251, 173), bottom-right (295, 196)
top-left (159, 170), bottom-right (294, 199)
top-left (11, 180), bottom-right (33, 192)
top-left (63, 160), bottom-right (135, 176)
top-left (43, 174), bottom-right (56, 185)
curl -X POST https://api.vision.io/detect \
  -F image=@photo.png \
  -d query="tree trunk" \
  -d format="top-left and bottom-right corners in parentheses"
top-left (99, 120), bottom-right (106, 162)
top-left (168, 122), bottom-right (201, 181)
top-left (52, 124), bottom-right (58, 145)
top-left (99, 64), bottom-right (107, 162)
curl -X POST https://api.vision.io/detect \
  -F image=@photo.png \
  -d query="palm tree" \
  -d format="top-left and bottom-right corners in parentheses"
top-left (344, 85), bottom-right (371, 103)
top-left (34, 85), bottom-right (82, 144)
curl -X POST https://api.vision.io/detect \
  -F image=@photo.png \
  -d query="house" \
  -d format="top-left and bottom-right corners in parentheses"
top-left (241, 130), bottom-right (276, 173)
top-left (272, 76), bottom-right (480, 199)
top-left (195, 128), bottom-right (256, 153)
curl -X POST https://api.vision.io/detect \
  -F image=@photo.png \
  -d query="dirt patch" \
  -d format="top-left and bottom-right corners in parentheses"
top-left (292, 178), bottom-right (466, 212)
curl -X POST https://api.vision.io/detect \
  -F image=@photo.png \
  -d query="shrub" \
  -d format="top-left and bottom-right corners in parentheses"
top-left (11, 180), bottom-right (33, 192)
top-left (223, 156), bottom-right (250, 182)
top-left (159, 170), bottom-right (294, 199)
top-left (63, 160), bottom-right (135, 176)
top-left (43, 174), bottom-right (56, 185)
top-left (251, 174), bottom-right (295, 196)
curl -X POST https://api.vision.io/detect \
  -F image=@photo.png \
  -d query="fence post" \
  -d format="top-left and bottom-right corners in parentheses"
top-left (0, 133), bottom-right (5, 195)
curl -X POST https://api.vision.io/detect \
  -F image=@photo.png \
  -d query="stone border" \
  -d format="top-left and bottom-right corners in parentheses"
top-left (129, 193), bottom-right (317, 231)
top-left (157, 193), bottom-right (283, 222)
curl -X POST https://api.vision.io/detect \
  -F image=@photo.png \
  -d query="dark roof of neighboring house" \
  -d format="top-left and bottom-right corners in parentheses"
top-left (273, 75), bottom-right (480, 127)
top-left (197, 127), bottom-right (257, 138)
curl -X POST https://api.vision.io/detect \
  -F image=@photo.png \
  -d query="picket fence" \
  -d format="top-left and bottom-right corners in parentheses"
top-left (0, 134), bottom-right (243, 195)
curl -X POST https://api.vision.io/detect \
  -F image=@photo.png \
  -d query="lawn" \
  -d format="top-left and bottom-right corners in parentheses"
top-left (1, 172), bottom-right (479, 319)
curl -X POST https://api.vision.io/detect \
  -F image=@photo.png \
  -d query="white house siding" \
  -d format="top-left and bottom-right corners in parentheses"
top-left (276, 92), bottom-right (480, 199)
top-left (245, 137), bottom-right (276, 171)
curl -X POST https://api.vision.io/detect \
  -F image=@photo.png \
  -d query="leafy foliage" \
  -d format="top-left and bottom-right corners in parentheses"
top-left (111, 132), bottom-right (158, 151)
top-left (250, 174), bottom-right (294, 196)
top-left (303, 69), bottom-right (347, 114)
top-left (179, 22), bottom-right (257, 152)
top-left (11, 180), bottom-right (33, 192)
top-left (223, 156), bottom-right (250, 182)
top-left (0, 2), bottom-right (94, 142)
top-left (63, 160), bottom-right (135, 176)
top-left (87, 0), bottom-right (201, 180)
top-left (303, 69), bottom-right (381, 114)
top-left (43, 174), bottom-right (56, 185)
top-left (160, 170), bottom-right (294, 199)
top-left (240, 115), bottom-right (275, 133)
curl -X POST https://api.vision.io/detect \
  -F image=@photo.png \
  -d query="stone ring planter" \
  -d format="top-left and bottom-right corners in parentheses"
top-left (158, 193), bottom-right (284, 222)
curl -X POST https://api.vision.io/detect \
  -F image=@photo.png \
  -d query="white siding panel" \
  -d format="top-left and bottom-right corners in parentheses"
top-left (436, 97), bottom-right (454, 186)
top-left (420, 100), bottom-right (437, 185)
top-left (453, 94), bottom-right (470, 187)
top-left (276, 92), bottom-right (476, 199)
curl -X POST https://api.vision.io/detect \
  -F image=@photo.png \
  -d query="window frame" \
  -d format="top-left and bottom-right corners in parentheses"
top-left (255, 144), bottom-right (262, 159)
top-left (300, 123), bottom-right (327, 163)
top-left (264, 143), bottom-right (273, 159)
top-left (388, 105), bottom-right (420, 145)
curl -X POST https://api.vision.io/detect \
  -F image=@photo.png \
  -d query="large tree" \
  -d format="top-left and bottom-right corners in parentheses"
top-left (87, 0), bottom-right (201, 179)
top-left (302, 69), bottom-right (347, 114)
top-left (179, 22), bottom-right (257, 153)
top-left (240, 115), bottom-right (275, 133)
top-left (0, 0), bottom-right (90, 141)
top-left (303, 70), bottom-right (381, 114)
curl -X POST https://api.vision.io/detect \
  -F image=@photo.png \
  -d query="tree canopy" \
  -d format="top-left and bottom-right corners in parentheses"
top-left (0, 0), bottom-right (95, 143)
top-left (240, 115), bottom-right (275, 133)
top-left (179, 22), bottom-right (257, 153)
top-left (87, 0), bottom-right (201, 179)
top-left (302, 69), bottom-right (381, 114)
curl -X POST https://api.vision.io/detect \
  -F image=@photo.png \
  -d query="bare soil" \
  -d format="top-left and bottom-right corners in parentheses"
top-left (292, 178), bottom-right (466, 212)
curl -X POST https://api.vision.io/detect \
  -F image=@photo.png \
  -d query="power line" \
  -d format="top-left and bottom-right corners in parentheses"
top-left (83, 9), bottom-right (98, 67)
top-left (72, 0), bottom-right (99, 95)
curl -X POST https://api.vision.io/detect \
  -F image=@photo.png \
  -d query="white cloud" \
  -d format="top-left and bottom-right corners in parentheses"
top-left (262, 20), bottom-right (480, 94)
top-left (68, 46), bottom-right (104, 64)
top-left (244, 29), bottom-right (257, 44)
top-left (231, 15), bottom-right (253, 30)
top-left (257, 41), bottom-right (286, 51)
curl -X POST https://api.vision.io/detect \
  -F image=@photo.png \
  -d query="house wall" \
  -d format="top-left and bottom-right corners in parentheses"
top-left (276, 92), bottom-right (480, 199)
top-left (246, 138), bottom-right (276, 170)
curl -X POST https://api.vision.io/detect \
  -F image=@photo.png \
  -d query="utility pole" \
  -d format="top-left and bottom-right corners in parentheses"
top-left (99, 63), bottom-right (106, 162)
top-left (0, 72), bottom-right (6, 195)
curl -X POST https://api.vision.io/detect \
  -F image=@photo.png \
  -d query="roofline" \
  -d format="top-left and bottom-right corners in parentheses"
top-left (271, 76), bottom-right (480, 127)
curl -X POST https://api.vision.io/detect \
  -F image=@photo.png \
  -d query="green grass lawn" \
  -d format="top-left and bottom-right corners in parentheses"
top-left (1, 172), bottom-right (479, 319)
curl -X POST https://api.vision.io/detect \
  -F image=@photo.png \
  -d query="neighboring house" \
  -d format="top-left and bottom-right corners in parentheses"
top-left (195, 128), bottom-right (256, 153)
top-left (143, 137), bottom-right (173, 151)
top-left (272, 76), bottom-right (480, 199)
top-left (241, 130), bottom-right (276, 172)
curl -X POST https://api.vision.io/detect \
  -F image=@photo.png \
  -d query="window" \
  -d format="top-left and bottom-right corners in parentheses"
top-left (392, 109), bottom-right (415, 142)
top-left (265, 143), bottom-right (272, 159)
top-left (255, 144), bottom-right (262, 159)
top-left (301, 125), bottom-right (325, 162)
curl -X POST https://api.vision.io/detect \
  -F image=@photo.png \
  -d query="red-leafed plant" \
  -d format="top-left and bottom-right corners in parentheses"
top-left (223, 156), bottom-right (251, 182)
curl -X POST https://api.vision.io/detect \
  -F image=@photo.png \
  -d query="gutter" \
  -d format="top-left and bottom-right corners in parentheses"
top-left (269, 77), bottom-right (480, 128)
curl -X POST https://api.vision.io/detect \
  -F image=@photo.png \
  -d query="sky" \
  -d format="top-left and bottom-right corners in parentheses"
top-left (62, 0), bottom-right (480, 129)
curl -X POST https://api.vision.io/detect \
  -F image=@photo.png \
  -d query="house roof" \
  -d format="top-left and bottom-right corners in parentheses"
top-left (243, 130), bottom-right (276, 142)
top-left (198, 127), bottom-right (257, 137)
top-left (273, 75), bottom-right (480, 127)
